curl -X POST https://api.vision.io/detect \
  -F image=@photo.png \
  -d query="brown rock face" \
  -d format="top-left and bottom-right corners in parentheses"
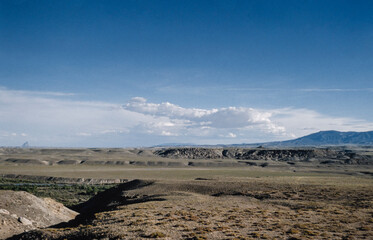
top-left (154, 147), bottom-right (373, 164)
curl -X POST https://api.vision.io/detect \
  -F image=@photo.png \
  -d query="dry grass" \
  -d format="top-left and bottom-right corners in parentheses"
top-left (2, 147), bottom-right (373, 239)
top-left (10, 177), bottom-right (373, 240)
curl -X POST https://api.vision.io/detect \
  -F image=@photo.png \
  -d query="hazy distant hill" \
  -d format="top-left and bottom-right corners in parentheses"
top-left (261, 130), bottom-right (373, 147)
top-left (155, 131), bottom-right (373, 148)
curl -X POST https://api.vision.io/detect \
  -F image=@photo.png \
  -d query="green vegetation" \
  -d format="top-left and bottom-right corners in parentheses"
top-left (0, 178), bottom-right (115, 208)
top-left (0, 184), bottom-right (37, 194)
top-left (0, 164), bottom-right (359, 180)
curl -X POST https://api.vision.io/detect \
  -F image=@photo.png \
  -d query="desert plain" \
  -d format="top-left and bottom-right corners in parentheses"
top-left (0, 147), bottom-right (372, 239)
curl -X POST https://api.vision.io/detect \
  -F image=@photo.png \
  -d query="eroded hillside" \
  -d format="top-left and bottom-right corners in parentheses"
top-left (0, 191), bottom-right (77, 239)
top-left (1, 147), bottom-right (372, 167)
top-left (9, 178), bottom-right (373, 240)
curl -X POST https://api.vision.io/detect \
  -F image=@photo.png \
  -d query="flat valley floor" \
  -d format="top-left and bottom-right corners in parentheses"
top-left (1, 148), bottom-right (372, 239)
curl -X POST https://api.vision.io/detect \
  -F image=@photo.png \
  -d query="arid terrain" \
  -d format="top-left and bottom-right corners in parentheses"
top-left (0, 190), bottom-right (77, 239)
top-left (1, 147), bottom-right (373, 239)
top-left (1, 146), bottom-right (373, 167)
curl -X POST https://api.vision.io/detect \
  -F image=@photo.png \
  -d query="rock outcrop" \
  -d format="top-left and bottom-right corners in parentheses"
top-left (153, 147), bottom-right (373, 164)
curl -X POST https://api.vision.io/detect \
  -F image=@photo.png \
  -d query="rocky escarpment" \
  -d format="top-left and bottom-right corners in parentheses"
top-left (154, 148), bottom-right (373, 164)
top-left (1, 147), bottom-right (372, 166)
top-left (154, 148), bottom-right (224, 159)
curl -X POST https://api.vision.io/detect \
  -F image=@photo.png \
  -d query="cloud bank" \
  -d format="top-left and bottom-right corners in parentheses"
top-left (1, 88), bottom-right (373, 147)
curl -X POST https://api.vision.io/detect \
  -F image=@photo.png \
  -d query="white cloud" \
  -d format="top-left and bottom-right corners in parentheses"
top-left (0, 87), bottom-right (75, 96)
top-left (299, 88), bottom-right (373, 92)
top-left (0, 88), bottom-right (149, 146)
top-left (227, 133), bottom-right (237, 138)
top-left (76, 132), bottom-right (92, 137)
top-left (125, 97), bottom-right (216, 119)
top-left (271, 108), bottom-right (373, 138)
top-left (124, 98), bottom-right (285, 135)
top-left (123, 97), bottom-right (373, 142)
top-left (0, 88), bottom-right (372, 147)
top-left (161, 131), bottom-right (177, 136)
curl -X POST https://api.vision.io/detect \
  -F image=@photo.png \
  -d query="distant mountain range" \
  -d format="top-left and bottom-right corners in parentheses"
top-left (155, 131), bottom-right (373, 148)
top-left (259, 130), bottom-right (373, 147)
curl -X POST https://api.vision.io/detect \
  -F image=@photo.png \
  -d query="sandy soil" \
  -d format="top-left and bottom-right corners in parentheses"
top-left (0, 191), bottom-right (77, 239)
top-left (2, 147), bottom-right (373, 239)
top-left (9, 178), bottom-right (373, 240)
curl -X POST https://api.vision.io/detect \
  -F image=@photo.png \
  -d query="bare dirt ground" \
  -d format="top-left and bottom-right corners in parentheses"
top-left (1, 147), bottom-right (373, 239)
top-left (1, 146), bottom-right (373, 168)
top-left (0, 191), bottom-right (77, 239)
top-left (8, 177), bottom-right (373, 240)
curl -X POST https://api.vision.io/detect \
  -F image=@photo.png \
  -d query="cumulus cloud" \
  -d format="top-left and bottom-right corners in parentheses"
top-left (124, 97), bottom-right (285, 135)
top-left (124, 97), bottom-right (216, 119)
top-left (0, 88), bottom-right (373, 147)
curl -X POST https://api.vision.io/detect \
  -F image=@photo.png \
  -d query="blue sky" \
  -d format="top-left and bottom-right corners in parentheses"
top-left (0, 0), bottom-right (373, 147)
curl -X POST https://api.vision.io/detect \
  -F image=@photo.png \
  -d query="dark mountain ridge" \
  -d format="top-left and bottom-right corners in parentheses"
top-left (264, 130), bottom-right (373, 147)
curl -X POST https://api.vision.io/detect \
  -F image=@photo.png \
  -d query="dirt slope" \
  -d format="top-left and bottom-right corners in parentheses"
top-left (9, 179), bottom-right (373, 240)
top-left (0, 191), bottom-right (77, 239)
